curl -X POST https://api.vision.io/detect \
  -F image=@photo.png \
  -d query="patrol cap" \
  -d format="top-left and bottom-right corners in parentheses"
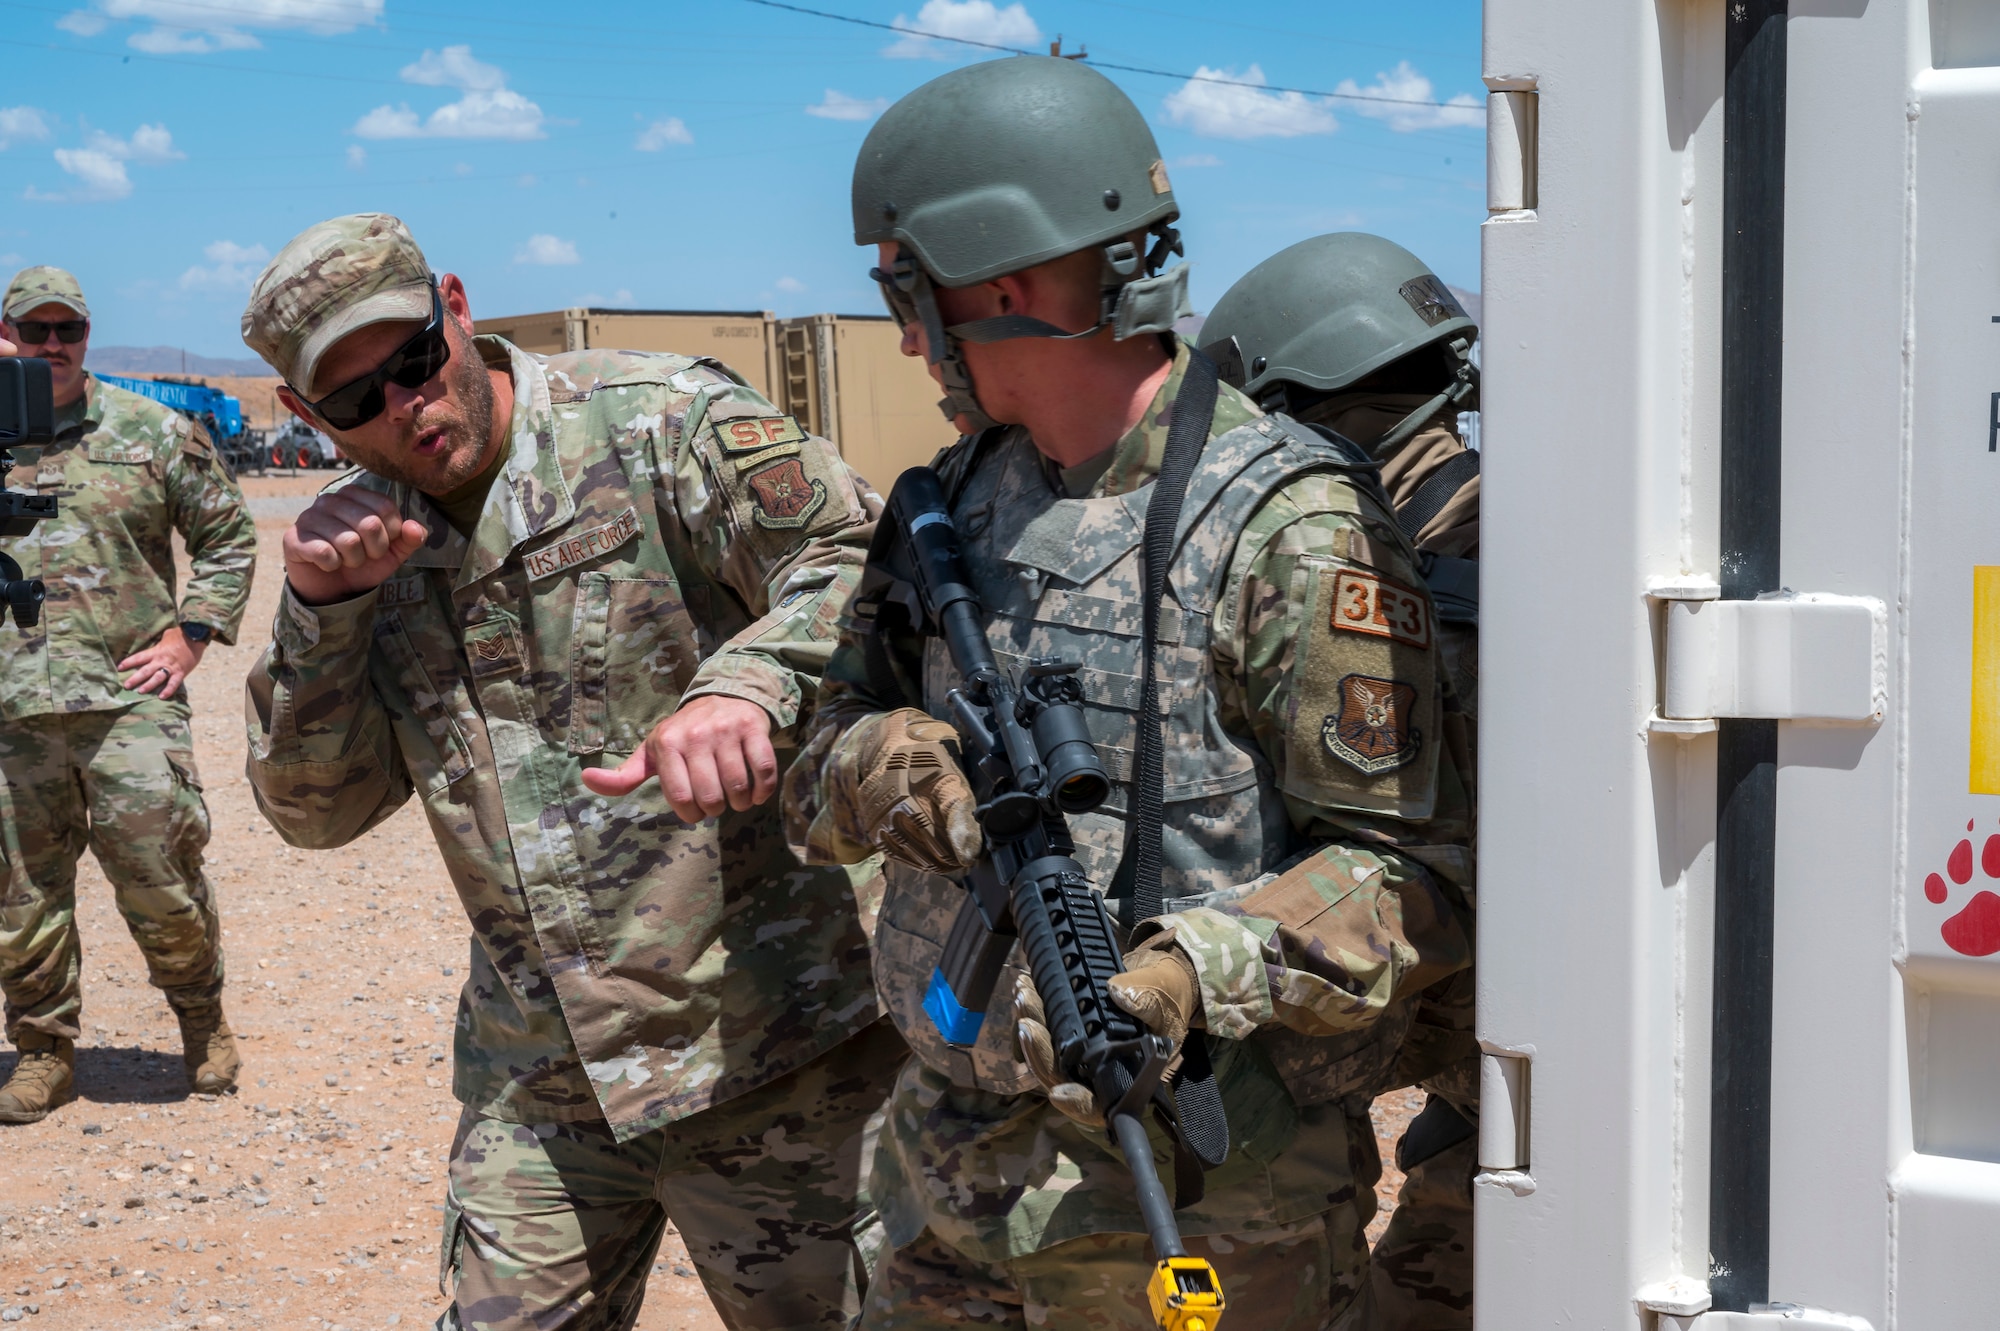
top-left (4, 266), bottom-right (89, 321)
top-left (242, 213), bottom-right (433, 396)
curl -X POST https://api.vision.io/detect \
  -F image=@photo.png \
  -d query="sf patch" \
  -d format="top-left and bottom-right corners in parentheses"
top-left (1330, 568), bottom-right (1431, 649)
top-left (713, 414), bottom-right (806, 456)
top-left (1322, 674), bottom-right (1422, 774)
top-left (745, 455), bottom-right (828, 529)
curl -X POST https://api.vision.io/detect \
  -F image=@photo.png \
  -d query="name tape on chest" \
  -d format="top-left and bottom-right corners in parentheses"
top-left (523, 506), bottom-right (641, 581)
top-left (377, 574), bottom-right (428, 609)
top-left (713, 415), bottom-right (806, 455)
top-left (1329, 568), bottom-right (1432, 650)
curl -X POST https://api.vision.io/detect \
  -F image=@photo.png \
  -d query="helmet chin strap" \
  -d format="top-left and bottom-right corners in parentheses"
top-left (889, 227), bottom-right (1194, 430)
top-left (1268, 336), bottom-right (1483, 460)
top-left (1364, 338), bottom-right (1481, 460)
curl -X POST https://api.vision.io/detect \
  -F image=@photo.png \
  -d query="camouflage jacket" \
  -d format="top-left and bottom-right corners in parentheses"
top-left (787, 343), bottom-right (1474, 1259)
top-left (0, 373), bottom-right (256, 720)
top-left (245, 338), bottom-right (886, 1140)
top-left (1310, 392), bottom-right (1480, 729)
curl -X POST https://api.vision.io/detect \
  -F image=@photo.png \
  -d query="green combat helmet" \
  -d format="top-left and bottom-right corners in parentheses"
top-left (1199, 232), bottom-right (1479, 459)
top-left (853, 56), bottom-right (1193, 428)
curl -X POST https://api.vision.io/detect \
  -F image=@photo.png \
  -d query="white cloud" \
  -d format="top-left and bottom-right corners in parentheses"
top-left (775, 276), bottom-right (806, 293)
top-left (87, 122), bottom-right (181, 162)
top-left (806, 90), bottom-right (888, 122)
top-left (26, 121), bottom-right (181, 201)
top-left (514, 234), bottom-right (578, 266)
top-left (883, 0), bottom-right (1038, 59)
top-left (400, 44), bottom-right (505, 90)
top-left (352, 104), bottom-right (420, 138)
top-left (127, 24), bottom-right (258, 52)
top-left (1335, 62), bottom-right (1483, 132)
top-left (353, 48), bottom-right (545, 141)
top-left (345, 143), bottom-right (365, 168)
top-left (1163, 65), bottom-right (1337, 141)
top-left (422, 89), bottom-right (543, 140)
top-left (68, 0), bottom-right (383, 50)
top-left (634, 117), bottom-right (692, 150)
top-left (1172, 153), bottom-right (1222, 168)
top-left (0, 107), bottom-right (53, 149)
top-left (48, 147), bottom-right (131, 199)
top-left (179, 239), bottom-right (269, 291)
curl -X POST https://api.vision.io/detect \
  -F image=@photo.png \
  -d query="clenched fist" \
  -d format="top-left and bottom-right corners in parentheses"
top-left (283, 488), bottom-right (429, 606)
top-left (581, 695), bottom-right (781, 824)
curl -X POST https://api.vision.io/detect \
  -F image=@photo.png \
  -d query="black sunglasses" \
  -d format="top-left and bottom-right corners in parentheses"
top-left (299, 284), bottom-right (451, 431)
top-left (869, 263), bottom-right (919, 332)
top-left (11, 319), bottom-right (88, 346)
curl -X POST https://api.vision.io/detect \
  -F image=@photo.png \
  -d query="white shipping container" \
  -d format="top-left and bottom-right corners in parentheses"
top-left (1480, 0), bottom-right (2000, 1326)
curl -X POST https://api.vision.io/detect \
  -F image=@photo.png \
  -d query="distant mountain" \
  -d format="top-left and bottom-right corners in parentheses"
top-left (1449, 287), bottom-right (1482, 329)
top-left (87, 345), bottom-right (273, 378)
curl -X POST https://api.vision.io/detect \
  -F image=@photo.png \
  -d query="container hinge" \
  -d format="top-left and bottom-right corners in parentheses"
top-left (1658, 591), bottom-right (1887, 726)
top-left (1635, 1278), bottom-right (1712, 1317)
top-left (1688, 1307), bottom-right (1875, 1330)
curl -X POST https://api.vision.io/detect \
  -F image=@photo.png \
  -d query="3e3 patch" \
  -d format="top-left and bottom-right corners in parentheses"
top-left (1330, 569), bottom-right (1431, 649)
top-left (1282, 556), bottom-right (1441, 821)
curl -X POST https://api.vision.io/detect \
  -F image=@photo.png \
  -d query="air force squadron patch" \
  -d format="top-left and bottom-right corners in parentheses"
top-left (746, 455), bottom-right (827, 529)
top-left (1323, 673), bottom-right (1422, 774)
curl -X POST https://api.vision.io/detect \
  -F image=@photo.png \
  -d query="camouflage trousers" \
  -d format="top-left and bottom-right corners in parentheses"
top-left (1366, 968), bottom-right (1478, 1330)
top-left (435, 1017), bottom-right (904, 1331)
top-left (860, 1205), bottom-right (1370, 1330)
top-left (0, 698), bottom-right (222, 1045)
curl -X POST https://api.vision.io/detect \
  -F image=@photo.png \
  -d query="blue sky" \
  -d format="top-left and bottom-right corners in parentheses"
top-left (0, 0), bottom-right (1483, 359)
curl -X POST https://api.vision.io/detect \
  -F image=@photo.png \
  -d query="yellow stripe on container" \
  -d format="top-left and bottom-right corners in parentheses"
top-left (1972, 566), bottom-right (2000, 794)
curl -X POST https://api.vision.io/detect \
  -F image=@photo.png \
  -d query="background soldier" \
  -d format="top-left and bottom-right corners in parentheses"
top-left (784, 60), bottom-right (1475, 1329)
top-left (1202, 233), bottom-right (1482, 1330)
top-left (0, 266), bottom-right (256, 1124)
top-left (238, 214), bottom-right (900, 1331)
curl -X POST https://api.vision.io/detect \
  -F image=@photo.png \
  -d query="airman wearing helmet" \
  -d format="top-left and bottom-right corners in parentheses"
top-left (1204, 234), bottom-right (1484, 1331)
top-left (785, 59), bottom-right (1475, 1330)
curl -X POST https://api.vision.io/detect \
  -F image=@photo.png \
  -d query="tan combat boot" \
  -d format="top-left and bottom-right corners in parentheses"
top-left (174, 1003), bottom-right (241, 1095)
top-left (0, 1033), bottom-right (76, 1124)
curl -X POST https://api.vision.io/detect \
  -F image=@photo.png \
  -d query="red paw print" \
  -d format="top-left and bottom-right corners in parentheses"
top-left (1924, 819), bottom-right (2000, 956)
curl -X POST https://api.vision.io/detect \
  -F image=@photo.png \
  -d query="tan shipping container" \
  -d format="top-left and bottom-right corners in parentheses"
top-left (473, 306), bottom-right (953, 488)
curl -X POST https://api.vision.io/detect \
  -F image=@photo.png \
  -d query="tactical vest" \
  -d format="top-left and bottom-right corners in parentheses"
top-left (873, 415), bottom-right (1417, 1105)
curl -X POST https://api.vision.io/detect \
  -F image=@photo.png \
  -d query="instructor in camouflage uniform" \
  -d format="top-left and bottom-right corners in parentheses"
top-left (0, 265), bottom-right (256, 1123)
top-left (237, 215), bottom-right (899, 1331)
top-left (783, 61), bottom-right (1474, 1329)
top-left (1203, 233), bottom-right (1482, 1330)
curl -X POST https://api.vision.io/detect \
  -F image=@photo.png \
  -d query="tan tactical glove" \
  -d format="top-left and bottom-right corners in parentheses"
top-left (1013, 943), bottom-right (1202, 1128)
top-left (813, 707), bottom-right (983, 874)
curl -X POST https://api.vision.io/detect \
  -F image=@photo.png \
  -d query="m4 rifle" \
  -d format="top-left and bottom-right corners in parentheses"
top-left (856, 466), bottom-right (1225, 1331)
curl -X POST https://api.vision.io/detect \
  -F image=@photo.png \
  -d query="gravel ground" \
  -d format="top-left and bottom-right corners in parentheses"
top-left (0, 473), bottom-right (1418, 1329)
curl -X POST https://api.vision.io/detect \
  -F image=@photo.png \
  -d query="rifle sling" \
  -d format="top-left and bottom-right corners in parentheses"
top-left (1107, 350), bottom-right (1231, 1203)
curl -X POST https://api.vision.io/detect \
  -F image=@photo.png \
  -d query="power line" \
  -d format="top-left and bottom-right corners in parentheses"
top-left (737, 0), bottom-right (1480, 111)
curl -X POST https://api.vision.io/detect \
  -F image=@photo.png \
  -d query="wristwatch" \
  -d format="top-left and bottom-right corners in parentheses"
top-left (179, 622), bottom-right (214, 644)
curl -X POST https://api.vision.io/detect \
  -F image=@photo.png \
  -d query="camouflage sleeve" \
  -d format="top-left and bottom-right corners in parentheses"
top-left (781, 617), bottom-right (929, 860)
top-left (243, 585), bottom-right (413, 848)
top-left (164, 418), bottom-right (257, 643)
top-left (1138, 471), bottom-right (1473, 1039)
top-left (668, 373), bottom-right (882, 740)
